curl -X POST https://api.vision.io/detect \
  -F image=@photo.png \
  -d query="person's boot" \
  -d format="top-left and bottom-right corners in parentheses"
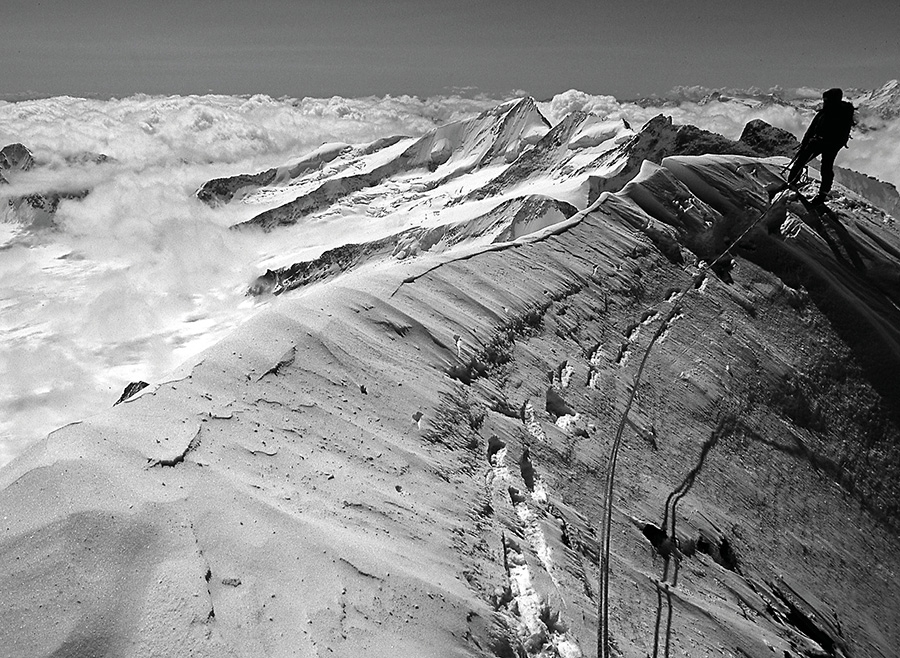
top-left (810, 192), bottom-right (828, 206)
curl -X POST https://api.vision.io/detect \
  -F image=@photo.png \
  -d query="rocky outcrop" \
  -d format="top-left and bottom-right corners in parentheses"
top-left (0, 143), bottom-right (94, 225)
top-left (738, 118), bottom-right (800, 157)
top-left (6, 189), bottom-right (91, 229)
top-left (114, 381), bottom-right (150, 405)
top-left (197, 168), bottom-right (279, 205)
top-left (670, 121), bottom-right (760, 157)
top-left (0, 143), bottom-right (34, 173)
top-left (0, 143), bottom-right (95, 227)
top-left (11, 189), bottom-right (90, 213)
top-left (64, 151), bottom-right (112, 166)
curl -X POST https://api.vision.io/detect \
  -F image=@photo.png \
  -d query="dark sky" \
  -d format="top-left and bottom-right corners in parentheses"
top-left (3, 0), bottom-right (898, 99)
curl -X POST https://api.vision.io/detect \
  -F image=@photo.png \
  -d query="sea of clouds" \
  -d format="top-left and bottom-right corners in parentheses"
top-left (1, 89), bottom-right (897, 466)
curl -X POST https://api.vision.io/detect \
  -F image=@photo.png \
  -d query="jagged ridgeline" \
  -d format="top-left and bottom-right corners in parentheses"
top-left (0, 142), bottom-right (103, 228)
top-left (3, 98), bottom-right (900, 658)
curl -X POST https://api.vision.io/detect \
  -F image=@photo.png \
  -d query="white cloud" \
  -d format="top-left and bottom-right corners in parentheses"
top-left (839, 119), bottom-right (900, 192)
top-left (0, 93), bottom-right (504, 170)
top-left (538, 89), bottom-right (624, 125)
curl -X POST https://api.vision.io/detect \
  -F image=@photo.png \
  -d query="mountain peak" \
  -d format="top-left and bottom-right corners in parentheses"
top-left (0, 143), bottom-right (35, 174)
top-left (859, 79), bottom-right (900, 119)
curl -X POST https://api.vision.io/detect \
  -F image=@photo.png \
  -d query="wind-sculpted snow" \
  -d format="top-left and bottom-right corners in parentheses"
top-left (585, 114), bottom-right (761, 206)
top-left (618, 161), bottom-right (728, 262)
top-left (2, 130), bottom-right (900, 656)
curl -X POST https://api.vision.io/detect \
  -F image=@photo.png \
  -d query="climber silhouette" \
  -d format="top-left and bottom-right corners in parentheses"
top-left (786, 88), bottom-right (855, 205)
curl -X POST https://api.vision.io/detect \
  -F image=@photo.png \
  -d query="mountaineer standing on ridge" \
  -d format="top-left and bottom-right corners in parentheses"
top-left (786, 87), bottom-right (855, 205)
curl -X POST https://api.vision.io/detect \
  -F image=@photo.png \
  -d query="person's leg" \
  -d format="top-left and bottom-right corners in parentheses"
top-left (816, 148), bottom-right (839, 200)
top-left (788, 143), bottom-right (821, 187)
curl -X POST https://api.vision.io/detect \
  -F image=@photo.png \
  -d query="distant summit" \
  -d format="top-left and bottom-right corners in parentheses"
top-left (631, 80), bottom-right (900, 130)
top-left (857, 79), bottom-right (900, 119)
top-left (217, 97), bottom-right (552, 231)
top-left (0, 143), bottom-right (34, 177)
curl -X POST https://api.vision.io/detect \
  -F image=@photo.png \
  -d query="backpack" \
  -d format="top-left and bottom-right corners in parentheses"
top-left (836, 100), bottom-right (855, 146)
top-left (811, 100), bottom-right (855, 148)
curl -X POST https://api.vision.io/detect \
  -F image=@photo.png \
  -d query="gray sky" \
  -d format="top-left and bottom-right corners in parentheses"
top-left (2, 0), bottom-right (898, 99)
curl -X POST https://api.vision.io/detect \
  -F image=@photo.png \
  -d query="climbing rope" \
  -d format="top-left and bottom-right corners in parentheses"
top-left (596, 182), bottom-right (784, 658)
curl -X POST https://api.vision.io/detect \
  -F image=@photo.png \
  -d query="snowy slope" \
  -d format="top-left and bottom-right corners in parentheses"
top-left (855, 79), bottom-right (900, 119)
top-left (223, 98), bottom-right (553, 231)
top-left (2, 101), bottom-right (900, 658)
